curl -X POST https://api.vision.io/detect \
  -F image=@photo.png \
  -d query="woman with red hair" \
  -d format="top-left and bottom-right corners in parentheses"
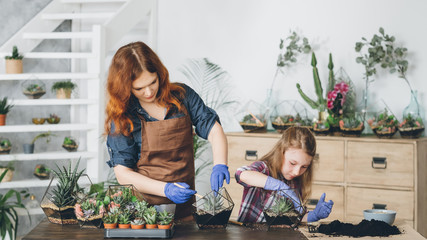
top-left (105, 41), bottom-right (229, 220)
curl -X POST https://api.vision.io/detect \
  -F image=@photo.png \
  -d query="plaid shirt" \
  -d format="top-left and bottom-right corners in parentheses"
top-left (235, 161), bottom-right (298, 223)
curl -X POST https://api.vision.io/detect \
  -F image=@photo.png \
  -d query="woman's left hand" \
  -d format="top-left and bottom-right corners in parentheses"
top-left (210, 164), bottom-right (230, 192)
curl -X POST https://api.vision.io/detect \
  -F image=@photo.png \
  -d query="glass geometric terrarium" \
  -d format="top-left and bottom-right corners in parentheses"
top-left (75, 192), bottom-right (106, 229)
top-left (339, 115), bottom-right (365, 137)
top-left (262, 188), bottom-right (306, 229)
top-left (62, 136), bottom-right (79, 152)
top-left (106, 184), bottom-right (146, 210)
top-left (270, 100), bottom-right (313, 133)
top-left (398, 91), bottom-right (425, 139)
top-left (192, 187), bottom-right (234, 229)
top-left (40, 164), bottom-right (88, 225)
top-left (0, 137), bottom-right (12, 154)
top-left (21, 79), bottom-right (46, 99)
top-left (236, 100), bottom-right (268, 133)
top-left (367, 108), bottom-right (399, 139)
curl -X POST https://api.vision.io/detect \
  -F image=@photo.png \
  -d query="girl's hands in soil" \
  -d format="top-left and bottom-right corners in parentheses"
top-left (164, 182), bottom-right (196, 204)
top-left (264, 176), bottom-right (304, 213)
top-left (210, 164), bottom-right (230, 193)
top-left (307, 193), bottom-right (334, 222)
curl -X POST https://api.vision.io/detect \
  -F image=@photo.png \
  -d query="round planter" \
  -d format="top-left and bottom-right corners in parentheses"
top-left (56, 88), bottom-right (72, 99)
top-left (6, 59), bottom-right (23, 74)
top-left (23, 143), bottom-right (35, 154)
top-left (158, 224), bottom-right (171, 229)
top-left (103, 223), bottom-right (117, 229)
top-left (118, 224), bottom-right (131, 229)
top-left (145, 224), bottom-right (158, 229)
top-left (131, 224), bottom-right (144, 229)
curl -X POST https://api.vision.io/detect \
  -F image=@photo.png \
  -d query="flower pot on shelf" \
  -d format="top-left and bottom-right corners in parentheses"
top-left (34, 164), bottom-right (50, 180)
top-left (6, 59), bottom-right (23, 74)
top-left (145, 224), bottom-right (157, 229)
top-left (104, 223), bottom-right (117, 229)
top-left (56, 88), bottom-right (72, 99)
top-left (312, 121), bottom-right (330, 136)
top-left (0, 114), bottom-right (6, 126)
top-left (62, 136), bottom-right (78, 152)
top-left (192, 187), bottom-right (234, 229)
top-left (398, 127), bottom-right (425, 139)
top-left (46, 114), bottom-right (60, 124)
top-left (131, 224), bottom-right (145, 229)
top-left (368, 109), bottom-right (398, 139)
top-left (0, 167), bottom-right (13, 182)
top-left (32, 118), bottom-right (46, 125)
top-left (23, 143), bottom-right (34, 154)
top-left (118, 223), bottom-right (131, 229)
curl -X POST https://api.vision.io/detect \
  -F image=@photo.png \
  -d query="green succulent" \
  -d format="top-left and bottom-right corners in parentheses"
top-left (143, 206), bottom-right (157, 224)
top-left (202, 193), bottom-right (224, 213)
top-left (118, 210), bottom-right (132, 224)
top-left (157, 210), bottom-right (174, 225)
top-left (5, 46), bottom-right (23, 60)
top-left (0, 97), bottom-right (14, 115)
top-left (270, 197), bottom-right (293, 215)
top-left (50, 159), bottom-right (84, 207)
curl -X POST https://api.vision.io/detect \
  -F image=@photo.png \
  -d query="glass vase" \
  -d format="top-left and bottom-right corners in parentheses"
top-left (399, 91), bottom-right (425, 138)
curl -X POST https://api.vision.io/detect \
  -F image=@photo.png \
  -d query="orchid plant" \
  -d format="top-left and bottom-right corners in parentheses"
top-left (326, 81), bottom-right (350, 127)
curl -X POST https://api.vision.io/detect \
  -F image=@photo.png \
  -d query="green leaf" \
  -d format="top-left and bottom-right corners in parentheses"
top-left (379, 27), bottom-right (384, 35)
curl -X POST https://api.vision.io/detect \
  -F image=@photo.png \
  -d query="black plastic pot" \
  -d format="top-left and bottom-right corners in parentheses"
top-left (23, 143), bottom-right (34, 154)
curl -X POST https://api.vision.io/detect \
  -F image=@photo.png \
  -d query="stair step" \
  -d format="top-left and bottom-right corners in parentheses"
top-left (62, 0), bottom-right (127, 3)
top-left (23, 31), bottom-right (94, 39)
top-left (42, 12), bottom-right (115, 20)
top-left (0, 72), bottom-right (98, 80)
top-left (24, 52), bottom-right (94, 59)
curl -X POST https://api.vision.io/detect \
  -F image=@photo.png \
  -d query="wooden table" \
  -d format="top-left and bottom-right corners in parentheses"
top-left (22, 219), bottom-right (308, 240)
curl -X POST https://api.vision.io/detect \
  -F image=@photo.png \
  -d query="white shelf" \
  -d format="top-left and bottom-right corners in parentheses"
top-left (0, 177), bottom-right (92, 189)
top-left (62, 0), bottom-right (127, 3)
top-left (24, 52), bottom-right (95, 59)
top-left (23, 32), bottom-right (94, 39)
top-left (0, 72), bottom-right (98, 80)
top-left (0, 151), bottom-right (97, 161)
top-left (0, 123), bottom-right (97, 133)
top-left (12, 99), bottom-right (98, 106)
top-left (42, 12), bottom-right (115, 20)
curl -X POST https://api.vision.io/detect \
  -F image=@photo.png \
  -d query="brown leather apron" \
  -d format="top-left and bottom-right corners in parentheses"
top-left (136, 112), bottom-right (195, 219)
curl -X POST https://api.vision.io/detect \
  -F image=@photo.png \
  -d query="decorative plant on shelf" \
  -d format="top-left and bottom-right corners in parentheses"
top-left (0, 97), bottom-right (14, 126)
top-left (312, 120), bottom-right (330, 136)
top-left (367, 108), bottom-right (399, 139)
top-left (0, 137), bottom-right (12, 154)
top-left (22, 81), bottom-right (46, 99)
top-left (23, 131), bottom-right (54, 154)
top-left (339, 117), bottom-right (364, 137)
top-left (157, 210), bottom-right (174, 229)
top-left (46, 113), bottom-right (60, 124)
top-left (5, 45), bottom-right (24, 74)
top-left (51, 81), bottom-right (77, 99)
top-left (0, 169), bottom-right (31, 240)
top-left (398, 113), bottom-right (425, 139)
top-left (0, 161), bottom-right (15, 182)
top-left (40, 159), bottom-right (85, 225)
top-left (62, 136), bottom-right (78, 152)
top-left (33, 164), bottom-right (51, 180)
top-left (297, 53), bottom-right (334, 118)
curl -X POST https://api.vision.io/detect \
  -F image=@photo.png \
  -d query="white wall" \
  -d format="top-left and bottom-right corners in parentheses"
top-left (157, 0), bottom-right (427, 132)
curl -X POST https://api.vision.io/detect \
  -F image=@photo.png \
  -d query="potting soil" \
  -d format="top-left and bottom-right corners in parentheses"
top-left (317, 219), bottom-right (401, 237)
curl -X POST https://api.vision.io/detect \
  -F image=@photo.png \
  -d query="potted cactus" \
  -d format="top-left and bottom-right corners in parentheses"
top-left (51, 81), bottom-right (76, 99)
top-left (157, 210), bottom-right (174, 229)
top-left (5, 46), bottom-right (23, 74)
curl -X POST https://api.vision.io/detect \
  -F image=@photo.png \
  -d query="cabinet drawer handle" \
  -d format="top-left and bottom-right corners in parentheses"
top-left (245, 150), bottom-right (258, 161)
top-left (372, 203), bottom-right (387, 209)
top-left (371, 157), bottom-right (387, 169)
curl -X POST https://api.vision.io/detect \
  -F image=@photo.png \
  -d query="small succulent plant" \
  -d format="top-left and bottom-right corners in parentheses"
top-left (131, 218), bottom-right (145, 225)
top-left (143, 206), bottom-right (157, 225)
top-left (157, 210), bottom-right (174, 225)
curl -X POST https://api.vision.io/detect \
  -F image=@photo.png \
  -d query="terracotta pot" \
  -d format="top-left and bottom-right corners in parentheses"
top-left (103, 223), bottom-right (117, 229)
top-left (158, 224), bottom-right (171, 229)
top-left (145, 224), bottom-right (158, 229)
top-left (118, 223), bottom-right (130, 229)
top-left (56, 88), bottom-right (72, 99)
top-left (5, 59), bottom-right (23, 74)
top-left (0, 114), bottom-right (6, 126)
top-left (131, 224), bottom-right (144, 229)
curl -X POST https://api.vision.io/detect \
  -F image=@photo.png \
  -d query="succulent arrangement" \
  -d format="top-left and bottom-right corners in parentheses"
top-left (263, 190), bottom-right (305, 228)
top-left (34, 164), bottom-right (51, 180)
top-left (239, 113), bottom-right (267, 133)
top-left (398, 113), bottom-right (425, 139)
top-left (339, 117), bottom-right (364, 137)
top-left (62, 136), bottom-right (78, 152)
top-left (367, 109), bottom-right (399, 138)
top-left (23, 84), bottom-right (46, 99)
top-left (0, 137), bottom-right (12, 154)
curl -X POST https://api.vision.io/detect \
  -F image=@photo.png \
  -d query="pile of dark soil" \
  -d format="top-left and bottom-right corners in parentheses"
top-left (318, 219), bottom-right (401, 237)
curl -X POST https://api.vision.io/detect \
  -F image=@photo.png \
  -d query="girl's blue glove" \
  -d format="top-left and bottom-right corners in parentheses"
top-left (164, 182), bottom-right (196, 204)
top-left (264, 176), bottom-right (304, 213)
top-left (210, 164), bottom-right (230, 192)
top-left (307, 193), bottom-right (334, 222)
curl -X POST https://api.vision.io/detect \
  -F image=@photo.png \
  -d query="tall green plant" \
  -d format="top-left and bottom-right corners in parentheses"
top-left (0, 97), bottom-right (14, 115)
top-left (0, 169), bottom-right (30, 240)
top-left (296, 52), bottom-right (335, 112)
top-left (51, 159), bottom-right (84, 207)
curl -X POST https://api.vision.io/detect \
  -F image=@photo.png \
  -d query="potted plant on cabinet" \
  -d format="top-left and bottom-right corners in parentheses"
top-left (0, 97), bottom-right (14, 126)
top-left (0, 137), bottom-right (12, 154)
top-left (367, 109), bottom-right (399, 139)
top-left (398, 113), bottom-right (425, 139)
top-left (157, 210), bottom-right (174, 229)
top-left (23, 131), bottom-right (54, 154)
top-left (33, 164), bottom-right (51, 180)
top-left (0, 169), bottom-right (30, 240)
top-left (5, 45), bottom-right (24, 74)
top-left (62, 136), bottom-right (78, 152)
top-left (0, 161), bottom-right (14, 182)
top-left (339, 117), bottom-right (364, 137)
top-left (46, 113), bottom-right (60, 124)
top-left (192, 187), bottom-right (234, 229)
top-left (40, 159), bottom-right (85, 225)
top-left (51, 81), bottom-right (76, 99)
top-left (312, 120), bottom-right (330, 136)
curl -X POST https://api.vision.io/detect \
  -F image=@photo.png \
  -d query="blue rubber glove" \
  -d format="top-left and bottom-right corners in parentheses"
top-left (307, 193), bottom-right (334, 222)
top-left (210, 164), bottom-right (230, 192)
top-left (264, 176), bottom-right (304, 213)
top-left (164, 182), bottom-right (196, 204)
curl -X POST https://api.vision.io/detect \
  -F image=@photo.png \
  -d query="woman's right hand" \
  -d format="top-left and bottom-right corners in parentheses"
top-left (164, 182), bottom-right (196, 204)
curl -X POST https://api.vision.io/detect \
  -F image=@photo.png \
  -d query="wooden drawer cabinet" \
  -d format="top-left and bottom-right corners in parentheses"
top-left (347, 141), bottom-right (414, 187)
top-left (226, 132), bottom-right (427, 237)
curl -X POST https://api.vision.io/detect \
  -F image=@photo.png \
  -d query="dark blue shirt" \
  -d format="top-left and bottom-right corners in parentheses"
top-left (106, 84), bottom-right (220, 168)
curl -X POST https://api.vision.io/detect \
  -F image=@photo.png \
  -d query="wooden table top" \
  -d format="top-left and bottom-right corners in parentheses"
top-left (23, 219), bottom-right (308, 240)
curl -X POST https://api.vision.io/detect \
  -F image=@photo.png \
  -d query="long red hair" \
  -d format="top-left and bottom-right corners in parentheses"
top-left (105, 41), bottom-right (185, 136)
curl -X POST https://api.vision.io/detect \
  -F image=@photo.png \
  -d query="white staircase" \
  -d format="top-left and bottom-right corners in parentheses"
top-left (0, 0), bottom-right (156, 189)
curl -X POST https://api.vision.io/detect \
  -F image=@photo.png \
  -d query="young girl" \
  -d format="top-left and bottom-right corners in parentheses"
top-left (235, 126), bottom-right (333, 223)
